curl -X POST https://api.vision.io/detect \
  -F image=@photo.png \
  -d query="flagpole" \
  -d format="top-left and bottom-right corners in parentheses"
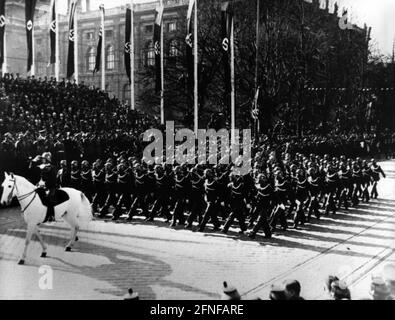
top-left (230, 6), bottom-right (235, 145)
top-left (193, 0), bottom-right (198, 136)
top-left (101, 4), bottom-right (105, 91)
top-left (31, 21), bottom-right (35, 76)
top-left (74, 0), bottom-right (79, 84)
top-left (255, 0), bottom-right (260, 135)
top-left (130, 0), bottom-right (135, 110)
top-left (160, 0), bottom-right (164, 125)
top-left (3, 28), bottom-right (6, 75)
top-left (55, 0), bottom-right (59, 81)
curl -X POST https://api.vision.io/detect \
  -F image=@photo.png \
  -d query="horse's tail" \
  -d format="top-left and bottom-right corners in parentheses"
top-left (77, 192), bottom-right (93, 222)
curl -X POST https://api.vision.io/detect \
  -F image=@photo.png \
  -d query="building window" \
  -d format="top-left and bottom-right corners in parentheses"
top-left (145, 41), bottom-right (155, 67)
top-left (106, 45), bottom-right (115, 70)
top-left (87, 47), bottom-right (95, 72)
top-left (144, 25), bottom-right (153, 34)
top-left (167, 22), bottom-right (177, 32)
top-left (85, 32), bottom-right (94, 41)
top-left (105, 30), bottom-right (113, 39)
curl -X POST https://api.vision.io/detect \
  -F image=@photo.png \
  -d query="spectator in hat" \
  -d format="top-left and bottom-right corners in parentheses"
top-left (382, 263), bottom-right (395, 299)
top-left (221, 281), bottom-right (241, 300)
top-left (284, 279), bottom-right (304, 300)
top-left (269, 283), bottom-right (286, 300)
top-left (369, 275), bottom-right (391, 300)
top-left (123, 288), bottom-right (139, 301)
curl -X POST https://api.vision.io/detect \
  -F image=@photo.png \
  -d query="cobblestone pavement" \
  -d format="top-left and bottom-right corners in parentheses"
top-left (0, 161), bottom-right (394, 300)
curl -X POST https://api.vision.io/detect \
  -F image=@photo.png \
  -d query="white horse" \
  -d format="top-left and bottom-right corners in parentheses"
top-left (1, 173), bottom-right (92, 265)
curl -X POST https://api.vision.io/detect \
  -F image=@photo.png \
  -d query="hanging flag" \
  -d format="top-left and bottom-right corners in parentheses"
top-left (124, 8), bottom-right (131, 83)
top-left (67, 0), bottom-right (77, 79)
top-left (49, 0), bottom-right (56, 65)
top-left (153, 5), bottom-right (164, 93)
top-left (221, 2), bottom-right (233, 94)
top-left (185, 0), bottom-right (195, 92)
top-left (94, 5), bottom-right (105, 74)
top-left (251, 87), bottom-right (260, 120)
top-left (0, 0), bottom-right (5, 70)
top-left (25, 0), bottom-right (37, 73)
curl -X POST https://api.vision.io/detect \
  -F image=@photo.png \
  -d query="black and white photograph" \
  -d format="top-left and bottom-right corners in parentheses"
top-left (0, 0), bottom-right (395, 306)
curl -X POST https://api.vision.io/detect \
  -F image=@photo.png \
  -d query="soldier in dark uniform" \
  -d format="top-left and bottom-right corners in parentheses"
top-left (222, 172), bottom-right (247, 234)
top-left (338, 163), bottom-right (351, 210)
top-left (248, 173), bottom-right (272, 239)
top-left (270, 169), bottom-right (289, 231)
top-left (198, 169), bottom-right (221, 232)
top-left (92, 159), bottom-right (105, 213)
top-left (112, 162), bottom-right (132, 221)
top-left (57, 160), bottom-right (70, 188)
top-left (99, 160), bottom-right (118, 218)
top-left (149, 164), bottom-right (172, 222)
top-left (171, 166), bottom-right (188, 227)
top-left (361, 160), bottom-right (372, 202)
top-left (351, 161), bottom-right (362, 206)
top-left (324, 163), bottom-right (338, 215)
top-left (185, 166), bottom-right (205, 229)
top-left (307, 167), bottom-right (321, 222)
top-left (70, 160), bottom-right (80, 190)
top-left (80, 160), bottom-right (92, 201)
top-left (37, 152), bottom-right (58, 222)
top-left (128, 163), bottom-right (149, 220)
top-left (370, 159), bottom-right (386, 199)
top-left (294, 169), bottom-right (308, 228)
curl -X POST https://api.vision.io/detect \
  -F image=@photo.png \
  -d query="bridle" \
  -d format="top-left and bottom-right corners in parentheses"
top-left (8, 177), bottom-right (37, 213)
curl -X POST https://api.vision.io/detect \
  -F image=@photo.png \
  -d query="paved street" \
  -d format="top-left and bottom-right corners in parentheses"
top-left (0, 161), bottom-right (394, 300)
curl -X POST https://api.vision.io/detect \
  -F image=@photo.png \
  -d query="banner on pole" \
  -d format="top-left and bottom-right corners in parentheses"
top-left (94, 5), bottom-right (105, 74)
top-left (67, 0), bottom-right (77, 79)
top-left (25, 0), bottom-right (37, 73)
top-left (153, 5), bottom-right (164, 93)
top-left (221, 1), bottom-right (233, 94)
top-left (185, 0), bottom-right (195, 93)
top-left (49, 0), bottom-right (56, 65)
top-left (251, 87), bottom-right (260, 120)
top-left (124, 8), bottom-right (131, 83)
top-left (0, 0), bottom-right (5, 70)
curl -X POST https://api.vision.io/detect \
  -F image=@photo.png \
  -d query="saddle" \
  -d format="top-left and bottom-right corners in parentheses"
top-left (36, 188), bottom-right (70, 208)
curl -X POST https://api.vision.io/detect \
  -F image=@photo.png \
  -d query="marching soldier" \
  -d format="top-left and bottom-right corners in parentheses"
top-left (80, 160), bottom-right (92, 201)
top-left (92, 159), bottom-right (105, 213)
top-left (198, 169), bottom-right (221, 232)
top-left (171, 166), bottom-right (188, 227)
top-left (361, 160), bottom-right (372, 202)
top-left (222, 171), bottom-right (247, 234)
top-left (112, 162), bottom-right (132, 221)
top-left (270, 169), bottom-right (289, 232)
top-left (307, 167), bottom-right (321, 222)
top-left (370, 159), bottom-right (386, 199)
top-left (99, 160), bottom-right (118, 218)
top-left (248, 173), bottom-right (272, 239)
top-left (148, 164), bottom-right (172, 222)
top-left (185, 166), bottom-right (205, 229)
top-left (324, 164), bottom-right (338, 215)
top-left (70, 160), bottom-right (80, 190)
top-left (57, 160), bottom-right (70, 188)
top-left (128, 163), bottom-right (149, 220)
top-left (294, 169), bottom-right (308, 228)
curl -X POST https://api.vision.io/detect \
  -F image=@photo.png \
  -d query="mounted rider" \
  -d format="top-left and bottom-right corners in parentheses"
top-left (36, 152), bottom-right (58, 222)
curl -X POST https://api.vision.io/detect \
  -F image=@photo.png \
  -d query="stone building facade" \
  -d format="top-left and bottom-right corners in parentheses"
top-left (3, 0), bottom-right (188, 108)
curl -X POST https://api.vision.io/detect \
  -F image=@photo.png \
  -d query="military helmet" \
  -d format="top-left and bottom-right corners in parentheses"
top-left (71, 160), bottom-right (79, 167)
top-left (82, 160), bottom-right (89, 167)
top-left (60, 160), bottom-right (67, 167)
top-left (42, 152), bottom-right (52, 163)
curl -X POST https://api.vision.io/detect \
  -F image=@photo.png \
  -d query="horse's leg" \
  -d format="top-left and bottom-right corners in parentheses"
top-left (19, 225), bottom-right (34, 265)
top-left (65, 225), bottom-right (79, 252)
top-left (34, 226), bottom-right (48, 258)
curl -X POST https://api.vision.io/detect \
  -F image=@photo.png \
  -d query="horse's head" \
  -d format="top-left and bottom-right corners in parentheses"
top-left (1, 172), bottom-right (16, 206)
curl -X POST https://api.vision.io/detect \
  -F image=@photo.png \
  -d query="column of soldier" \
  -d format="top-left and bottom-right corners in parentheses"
top-left (54, 146), bottom-right (386, 239)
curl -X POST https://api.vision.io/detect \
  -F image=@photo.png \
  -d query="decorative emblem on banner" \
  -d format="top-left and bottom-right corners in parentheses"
top-left (154, 41), bottom-right (160, 55)
top-left (99, 27), bottom-right (103, 37)
top-left (185, 33), bottom-right (193, 48)
top-left (50, 20), bottom-right (56, 33)
top-left (124, 42), bottom-right (131, 54)
top-left (69, 29), bottom-right (75, 41)
top-left (26, 20), bottom-right (33, 31)
top-left (0, 15), bottom-right (5, 28)
top-left (222, 37), bottom-right (229, 52)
